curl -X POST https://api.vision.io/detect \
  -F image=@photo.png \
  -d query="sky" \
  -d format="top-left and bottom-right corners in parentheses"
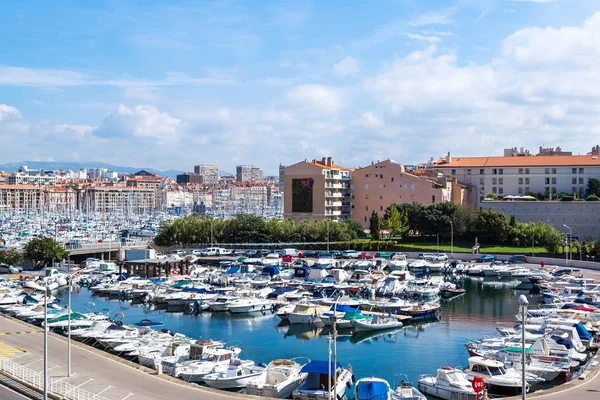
top-left (2, 0), bottom-right (600, 175)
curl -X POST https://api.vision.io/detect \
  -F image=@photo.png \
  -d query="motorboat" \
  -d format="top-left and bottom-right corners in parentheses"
top-left (228, 297), bottom-right (274, 314)
top-left (418, 367), bottom-right (477, 400)
top-left (292, 360), bottom-right (353, 400)
top-left (203, 359), bottom-right (264, 390)
top-left (351, 314), bottom-right (403, 332)
top-left (464, 357), bottom-right (540, 395)
top-left (287, 304), bottom-right (331, 325)
top-left (393, 378), bottom-right (427, 400)
top-left (207, 295), bottom-right (238, 312)
top-left (246, 358), bottom-right (308, 398)
top-left (355, 377), bottom-right (395, 400)
top-left (440, 283), bottom-right (466, 299)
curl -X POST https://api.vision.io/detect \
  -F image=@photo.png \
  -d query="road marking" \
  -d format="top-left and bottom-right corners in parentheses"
top-left (0, 332), bottom-right (39, 336)
top-left (0, 342), bottom-right (25, 358)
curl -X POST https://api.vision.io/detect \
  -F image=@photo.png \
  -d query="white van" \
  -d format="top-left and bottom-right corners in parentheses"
top-left (202, 248), bottom-right (231, 256)
top-left (282, 248), bottom-right (300, 256)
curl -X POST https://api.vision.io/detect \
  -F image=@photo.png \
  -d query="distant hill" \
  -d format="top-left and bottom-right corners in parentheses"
top-left (0, 161), bottom-right (185, 179)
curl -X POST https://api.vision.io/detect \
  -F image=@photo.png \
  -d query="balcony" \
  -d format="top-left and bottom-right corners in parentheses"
top-left (326, 201), bottom-right (343, 207)
top-left (341, 210), bottom-right (351, 215)
top-left (325, 192), bottom-right (343, 198)
top-left (326, 210), bottom-right (342, 216)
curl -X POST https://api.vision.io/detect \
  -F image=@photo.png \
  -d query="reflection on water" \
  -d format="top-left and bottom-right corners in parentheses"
top-left (54, 277), bottom-right (539, 385)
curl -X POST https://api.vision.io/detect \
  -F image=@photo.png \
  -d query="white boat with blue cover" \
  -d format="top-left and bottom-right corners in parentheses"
top-left (292, 360), bottom-right (353, 400)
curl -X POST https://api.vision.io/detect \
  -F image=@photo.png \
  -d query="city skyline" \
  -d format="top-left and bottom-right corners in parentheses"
top-left (2, 1), bottom-right (600, 174)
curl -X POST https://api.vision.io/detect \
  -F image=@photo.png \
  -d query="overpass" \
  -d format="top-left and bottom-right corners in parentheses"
top-left (64, 239), bottom-right (149, 262)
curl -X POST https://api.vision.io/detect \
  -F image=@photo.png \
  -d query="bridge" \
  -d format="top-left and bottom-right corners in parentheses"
top-left (64, 239), bottom-right (149, 261)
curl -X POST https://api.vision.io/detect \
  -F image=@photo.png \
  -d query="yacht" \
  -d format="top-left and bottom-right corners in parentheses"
top-left (203, 359), bottom-right (264, 390)
top-left (292, 360), bottom-right (353, 400)
top-left (228, 297), bottom-right (274, 314)
top-left (464, 357), bottom-right (540, 395)
top-left (246, 359), bottom-right (308, 398)
top-left (418, 367), bottom-right (477, 400)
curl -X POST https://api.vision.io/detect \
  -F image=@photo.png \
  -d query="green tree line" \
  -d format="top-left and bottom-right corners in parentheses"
top-left (379, 202), bottom-right (564, 253)
top-left (153, 214), bottom-right (366, 246)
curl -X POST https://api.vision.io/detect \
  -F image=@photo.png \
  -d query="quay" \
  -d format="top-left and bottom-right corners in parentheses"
top-left (0, 316), bottom-right (258, 400)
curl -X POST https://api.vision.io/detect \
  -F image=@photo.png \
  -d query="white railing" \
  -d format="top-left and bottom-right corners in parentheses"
top-left (0, 356), bottom-right (111, 400)
top-left (64, 240), bottom-right (148, 251)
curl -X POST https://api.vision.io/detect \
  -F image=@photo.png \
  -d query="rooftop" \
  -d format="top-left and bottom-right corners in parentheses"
top-left (435, 154), bottom-right (600, 168)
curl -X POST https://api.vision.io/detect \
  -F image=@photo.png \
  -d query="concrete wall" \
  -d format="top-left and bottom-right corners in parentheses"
top-left (481, 200), bottom-right (600, 241)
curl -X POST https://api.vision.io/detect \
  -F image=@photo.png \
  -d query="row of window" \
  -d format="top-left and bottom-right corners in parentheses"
top-left (364, 183), bottom-right (415, 190)
top-left (475, 177), bottom-right (585, 185)
top-left (454, 167), bottom-right (586, 175)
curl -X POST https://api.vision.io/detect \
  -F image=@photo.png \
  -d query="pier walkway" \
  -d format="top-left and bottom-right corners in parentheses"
top-left (0, 316), bottom-right (257, 400)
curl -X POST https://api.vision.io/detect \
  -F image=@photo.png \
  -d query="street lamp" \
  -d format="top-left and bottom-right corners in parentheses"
top-left (518, 294), bottom-right (529, 400)
top-left (563, 224), bottom-right (572, 266)
top-left (531, 231), bottom-right (534, 257)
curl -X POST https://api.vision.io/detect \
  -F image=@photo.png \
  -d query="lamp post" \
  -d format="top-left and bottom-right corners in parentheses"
top-left (563, 224), bottom-right (572, 266)
top-left (450, 220), bottom-right (454, 256)
top-left (68, 277), bottom-right (72, 377)
top-left (327, 220), bottom-right (330, 253)
top-left (43, 287), bottom-right (48, 400)
top-left (531, 231), bottom-right (534, 257)
top-left (518, 294), bottom-right (529, 400)
top-left (327, 334), bottom-right (332, 400)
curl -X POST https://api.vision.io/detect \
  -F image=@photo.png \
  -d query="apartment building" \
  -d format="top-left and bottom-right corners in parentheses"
top-left (44, 186), bottom-right (77, 212)
top-left (0, 185), bottom-right (44, 211)
top-left (283, 157), bottom-right (352, 222)
top-left (351, 160), bottom-right (455, 227)
top-left (84, 187), bottom-right (157, 213)
top-left (434, 149), bottom-right (600, 206)
top-left (8, 172), bottom-right (57, 186)
top-left (193, 165), bottom-right (219, 185)
top-left (126, 170), bottom-right (162, 189)
top-left (236, 165), bottom-right (264, 183)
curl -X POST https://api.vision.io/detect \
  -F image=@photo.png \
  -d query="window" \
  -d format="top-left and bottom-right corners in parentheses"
top-left (545, 186), bottom-right (550, 193)
top-left (519, 168), bottom-right (523, 174)
top-left (479, 178), bottom-right (484, 184)
top-left (492, 169), bottom-right (497, 175)
top-left (572, 187), bottom-right (577, 193)
top-left (492, 187), bottom-right (497, 193)
top-left (525, 168), bottom-right (530, 174)
top-left (365, 174), bottom-right (369, 178)
top-left (379, 184), bottom-right (383, 189)
top-left (365, 194), bottom-right (369, 200)
top-left (364, 216), bottom-right (367, 223)
top-left (572, 168), bottom-right (577, 174)
top-left (545, 178), bottom-right (550, 185)
top-left (480, 169), bottom-right (484, 175)
top-left (551, 177), bottom-right (556, 184)
top-left (379, 195), bottom-right (383, 200)
top-left (492, 178), bottom-right (497, 184)
top-left (525, 186), bottom-right (530, 193)
top-left (404, 184), bottom-right (408, 189)
top-left (365, 206), bottom-right (368, 211)
top-left (350, 184), bottom-right (355, 189)
top-left (545, 168), bottom-right (550, 174)
top-left (499, 188), bottom-right (504, 194)
top-left (391, 177), bottom-right (394, 182)
top-left (525, 178), bottom-right (530, 184)
top-left (480, 196), bottom-right (484, 202)
top-left (552, 187), bottom-right (557, 194)
top-left (499, 169), bottom-right (504, 175)
top-left (518, 178), bottom-right (523, 184)
top-left (410, 184), bottom-right (415, 190)
top-left (410, 195), bottom-right (415, 201)
top-left (499, 178), bottom-right (503, 185)
top-left (451, 169), bottom-right (456, 175)
top-left (432, 195), bottom-right (436, 203)
top-left (365, 184), bottom-right (369, 189)
top-left (380, 175), bottom-right (383, 179)
top-left (552, 168), bottom-right (557, 174)
top-left (467, 169), bottom-right (472, 175)
top-left (518, 187), bottom-right (523, 194)
top-left (579, 177), bottom-right (584, 184)
top-left (375, 174), bottom-right (378, 178)
top-left (572, 177), bottom-right (577, 184)
top-left (380, 206), bottom-right (383, 211)
top-left (579, 167), bottom-right (584, 174)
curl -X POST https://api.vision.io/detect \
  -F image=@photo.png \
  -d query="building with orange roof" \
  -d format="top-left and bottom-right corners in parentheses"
top-left (284, 157), bottom-right (352, 222)
top-left (433, 146), bottom-right (600, 206)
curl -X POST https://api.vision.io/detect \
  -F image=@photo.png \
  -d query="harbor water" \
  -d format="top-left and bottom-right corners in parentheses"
top-left (53, 276), bottom-right (536, 388)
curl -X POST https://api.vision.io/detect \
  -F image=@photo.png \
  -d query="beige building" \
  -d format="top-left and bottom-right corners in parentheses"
top-left (0, 185), bottom-right (44, 211)
top-left (351, 160), bottom-right (455, 227)
top-left (193, 165), bottom-right (219, 185)
top-left (284, 157), bottom-right (352, 222)
top-left (236, 165), bottom-right (264, 183)
top-left (84, 187), bottom-right (157, 213)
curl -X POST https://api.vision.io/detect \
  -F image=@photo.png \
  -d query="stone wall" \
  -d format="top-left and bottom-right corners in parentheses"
top-left (481, 201), bottom-right (600, 241)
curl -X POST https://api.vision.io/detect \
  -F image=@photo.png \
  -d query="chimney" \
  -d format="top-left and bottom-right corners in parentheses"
top-left (321, 157), bottom-right (326, 165)
top-left (326, 157), bottom-right (332, 167)
top-left (446, 152), bottom-right (451, 164)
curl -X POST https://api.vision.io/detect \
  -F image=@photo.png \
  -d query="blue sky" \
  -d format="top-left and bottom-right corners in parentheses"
top-left (2, 0), bottom-right (600, 174)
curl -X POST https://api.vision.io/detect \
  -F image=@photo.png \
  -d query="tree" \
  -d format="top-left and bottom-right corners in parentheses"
top-left (485, 192), bottom-right (499, 200)
top-left (341, 219), bottom-right (365, 239)
top-left (586, 178), bottom-right (600, 198)
top-left (24, 236), bottom-right (67, 267)
top-left (0, 249), bottom-right (21, 266)
top-left (385, 205), bottom-right (409, 238)
top-left (369, 211), bottom-right (381, 241)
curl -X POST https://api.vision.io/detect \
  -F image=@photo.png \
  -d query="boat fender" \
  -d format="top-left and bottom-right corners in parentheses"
top-left (351, 374), bottom-right (356, 383)
top-left (270, 304), bottom-right (275, 313)
top-left (262, 304), bottom-right (266, 311)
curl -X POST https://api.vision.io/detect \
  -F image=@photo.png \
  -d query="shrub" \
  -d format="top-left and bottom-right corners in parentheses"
top-left (586, 194), bottom-right (600, 201)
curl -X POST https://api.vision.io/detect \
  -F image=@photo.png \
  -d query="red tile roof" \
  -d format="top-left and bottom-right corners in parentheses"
top-left (435, 155), bottom-right (600, 168)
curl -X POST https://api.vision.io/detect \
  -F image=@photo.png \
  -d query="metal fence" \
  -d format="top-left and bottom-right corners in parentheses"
top-left (0, 356), bottom-right (111, 400)
top-left (64, 240), bottom-right (148, 251)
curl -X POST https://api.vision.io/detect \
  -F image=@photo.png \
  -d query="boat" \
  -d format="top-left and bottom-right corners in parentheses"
top-left (440, 283), bottom-right (466, 299)
top-left (417, 367), bottom-right (477, 400)
top-left (351, 314), bottom-right (403, 332)
top-left (464, 357), bottom-right (538, 395)
top-left (133, 319), bottom-right (164, 327)
top-left (292, 360), bottom-right (353, 400)
top-left (355, 376), bottom-right (395, 400)
top-left (203, 359), bottom-right (265, 390)
top-left (228, 298), bottom-right (275, 314)
top-left (393, 376), bottom-right (427, 400)
top-left (287, 304), bottom-right (331, 325)
top-left (246, 358), bottom-right (308, 398)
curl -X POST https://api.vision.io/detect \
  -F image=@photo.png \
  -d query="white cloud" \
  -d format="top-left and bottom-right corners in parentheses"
top-left (286, 84), bottom-right (345, 115)
top-left (0, 65), bottom-right (87, 86)
top-left (410, 8), bottom-right (456, 27)
top-left (354, 112), bottom-right (385, 129)
top-left (0, 104), bottom-right (23, 121)
top-left (333, 57), bottom-right (360, 77)
top-left (94, 104), bottom-right (182, 140)
top-left (403, 33), bottom-right (442, 43)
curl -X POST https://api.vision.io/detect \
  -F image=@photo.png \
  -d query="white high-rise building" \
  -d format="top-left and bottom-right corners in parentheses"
top-left (193, 165), bottom-right (219, 185)
top-left (236, 165), bottom-right (264, 183)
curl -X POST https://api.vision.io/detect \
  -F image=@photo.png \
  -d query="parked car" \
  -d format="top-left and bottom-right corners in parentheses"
top-left (201, 248), bottom-right (227, 256)
top-left (274, 250), bottom-right (286, 256)
top-left (281, 255), bottom-right (293, 263)
top-left (358, 252), bottom-right (376, 259)
top-left (281, 248), bottom-right (300, 256)
top-left (155, 253), bottom-right (167, 260)
top-left (191, 249), bottom-right (204, 256)
top-left (476, 254), bottom-right (496, 263)
top-left (246, 250), bottom-right (260, 258)
top-left (342, 250), bottom-right (359, 259)
top-left (434, 253), bottom-right (448, 262)
top-left (331, 250), bottom-right (343, 259)
top-left (417, 253), bottom-right (436, 261)
top-left (318, 252), bottom-right (334, 259)
top-left (508, 255), bottom-right (527, 264)
top-left (376, 252), bottom-right (392, 259)
top-left (233, 249), bottom-right (247, 256)
top-left (173, 250), bottom-right (186, 256)
top-left (0, 264), bottom-right (19, 274)
top-left (301, 250), bottom-right (318, 258)
top-left (259, 249), bottom-right (271, 257)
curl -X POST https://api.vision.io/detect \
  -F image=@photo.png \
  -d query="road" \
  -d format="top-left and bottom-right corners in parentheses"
top-left (0, 385), bottom-right (29, 400)
top-left (0, 316), bottom-right (261, 400)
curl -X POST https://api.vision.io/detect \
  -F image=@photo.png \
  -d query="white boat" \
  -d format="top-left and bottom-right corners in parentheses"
top-left (207, 295), bottom-right (238, 312)
top-left (287, 304), bottom-right (331, 325)
top-left (464, 357), bottom-right (537, 395)
top-left (351, 315), bottom-right (403, 332)
top-left (389, 254), bottom-right (408, 271)
top-left (203, 359), bottom-right (264, 389)
top-left (418, 367), bottom-right (477, 400)
top-left (173, 348), bottom-right (239, 381)
top-left (355, 377), bottom-right (396, 400)
top-left (394, 380), bottom-right (427, 400)
top-left (292, 360), bottom-right (353, 400)
top-left (228, 298), bottom-right (274, 314)
top-left (246, 359), bottom-right (308, 398)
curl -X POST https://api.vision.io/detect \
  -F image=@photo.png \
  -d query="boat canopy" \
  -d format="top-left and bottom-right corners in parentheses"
top-left (330, 304), bottom-right (358, 313)
top-left (356, 379), bottom-right (390, 400)
top-left (267, 286), bottom-right (294, 298)
top-left (294, 266), bottom-right (310, 278)
top-left (300, 360), bottom-right (343, 375)
top-left (225, 266), bottom-right (240, 274)
top-left (262, 266), bottom-right (280, 277)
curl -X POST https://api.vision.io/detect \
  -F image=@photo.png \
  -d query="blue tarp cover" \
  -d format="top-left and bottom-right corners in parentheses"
top-left (226, 266), bottom-right (240, 274)
top-left (356, 380), bottom-right (390, 400)
top-left (575, 322), bottom-right (593, 341)
top-left (330, 304), bottom-right (359, 313)
top-left (262, 266), bottom-right (280, 277)
top-left (294, 266), bottom-right (310, 278)
top-left (300, 360), bottom-right (342, 375)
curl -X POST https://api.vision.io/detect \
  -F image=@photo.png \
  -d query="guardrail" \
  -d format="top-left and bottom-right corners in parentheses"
top-left (64, 240), bottom-right (148, 251)
top-left (0, 356), bottom-right (111, 400)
